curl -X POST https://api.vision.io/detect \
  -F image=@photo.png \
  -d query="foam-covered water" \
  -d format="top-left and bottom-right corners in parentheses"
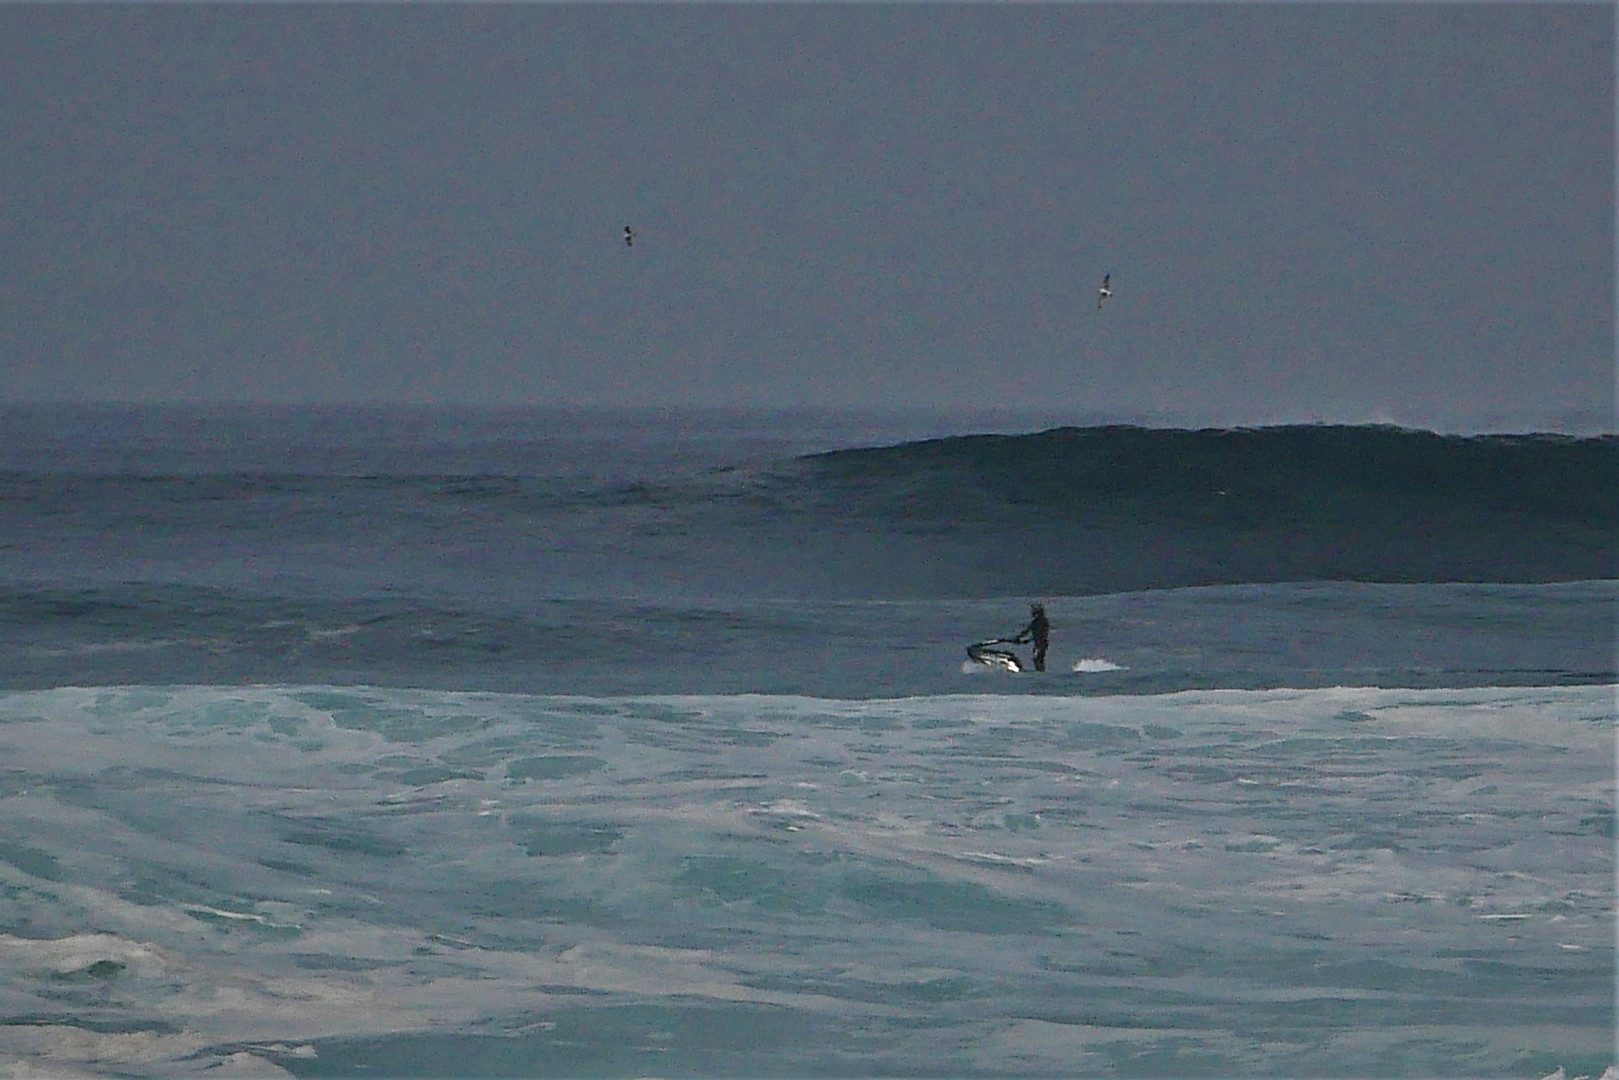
top-left (0, 407), bottom-right (1612, 1077)
top-left (0, 684), bottom-right (1612, 1077)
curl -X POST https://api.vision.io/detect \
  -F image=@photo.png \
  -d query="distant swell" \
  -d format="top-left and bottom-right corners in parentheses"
top-left (792, 425), bottom-right (1618, 593)
top-left (1, 424), bottom-right (1613, 602)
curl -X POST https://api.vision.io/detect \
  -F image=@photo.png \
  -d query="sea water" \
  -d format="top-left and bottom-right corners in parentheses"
top-left (0, 406), bottom-right (1612, 1078)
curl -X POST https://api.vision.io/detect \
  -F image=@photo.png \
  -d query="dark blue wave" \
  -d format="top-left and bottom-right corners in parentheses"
top-left (787, 425), bottom-right (1618, 592)
top-left (1, 425), bottom-right (1612, 600)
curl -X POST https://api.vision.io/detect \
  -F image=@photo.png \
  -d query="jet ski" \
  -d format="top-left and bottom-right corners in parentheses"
top-left (966, 638), bottom-right (1025, 673)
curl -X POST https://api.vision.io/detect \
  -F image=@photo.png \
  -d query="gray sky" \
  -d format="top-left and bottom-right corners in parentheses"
top-left (2, 3), bottom-right (1612, 431)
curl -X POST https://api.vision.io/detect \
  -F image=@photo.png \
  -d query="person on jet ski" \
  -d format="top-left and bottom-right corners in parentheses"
top-left (1013, 603), bottom-right (1050, 672)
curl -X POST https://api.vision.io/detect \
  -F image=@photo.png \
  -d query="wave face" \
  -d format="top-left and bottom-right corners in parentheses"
top-left (789, 425), bottom-right (1618, 594)
top-left (3, 422), bottom-right (1613, 604)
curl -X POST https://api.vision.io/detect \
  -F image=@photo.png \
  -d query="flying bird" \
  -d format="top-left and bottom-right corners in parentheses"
top-left (624, 225), bottom-right (634, 248)
top-left (1097, 273), bottom-right (1112, 309)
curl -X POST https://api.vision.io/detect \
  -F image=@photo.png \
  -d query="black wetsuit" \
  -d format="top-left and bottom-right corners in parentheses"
top-left (1018, 610), bottom-right (1050, 672)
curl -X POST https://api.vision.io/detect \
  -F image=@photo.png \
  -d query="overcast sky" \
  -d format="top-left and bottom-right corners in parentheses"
top-left (2, 4), bottom-right (1612, 431)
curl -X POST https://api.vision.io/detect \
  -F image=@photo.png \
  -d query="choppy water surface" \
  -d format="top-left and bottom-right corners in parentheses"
top-left (0, 684), bottom-right (1611, 1077)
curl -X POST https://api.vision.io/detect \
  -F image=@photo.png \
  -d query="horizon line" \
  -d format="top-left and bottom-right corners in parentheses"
top-left (1, 400), bottom-right (1611, 437)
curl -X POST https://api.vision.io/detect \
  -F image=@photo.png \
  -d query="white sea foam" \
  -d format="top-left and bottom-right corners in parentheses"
top-left (0, 683), bottom-right (1610, 1076)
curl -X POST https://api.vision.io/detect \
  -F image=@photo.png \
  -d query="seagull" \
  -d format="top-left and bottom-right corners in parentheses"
top-left (1097, 273), bottom-right (1112, 309)
top-left (623, 225), bottom-right (634, 248)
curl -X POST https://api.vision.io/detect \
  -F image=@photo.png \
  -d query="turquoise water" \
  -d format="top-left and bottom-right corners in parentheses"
top-left (0, 684), bottom-right (1610, 1076)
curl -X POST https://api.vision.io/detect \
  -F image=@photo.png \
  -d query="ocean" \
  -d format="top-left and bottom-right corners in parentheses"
top-left (0, 405), bottom-right (1612, 1078)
